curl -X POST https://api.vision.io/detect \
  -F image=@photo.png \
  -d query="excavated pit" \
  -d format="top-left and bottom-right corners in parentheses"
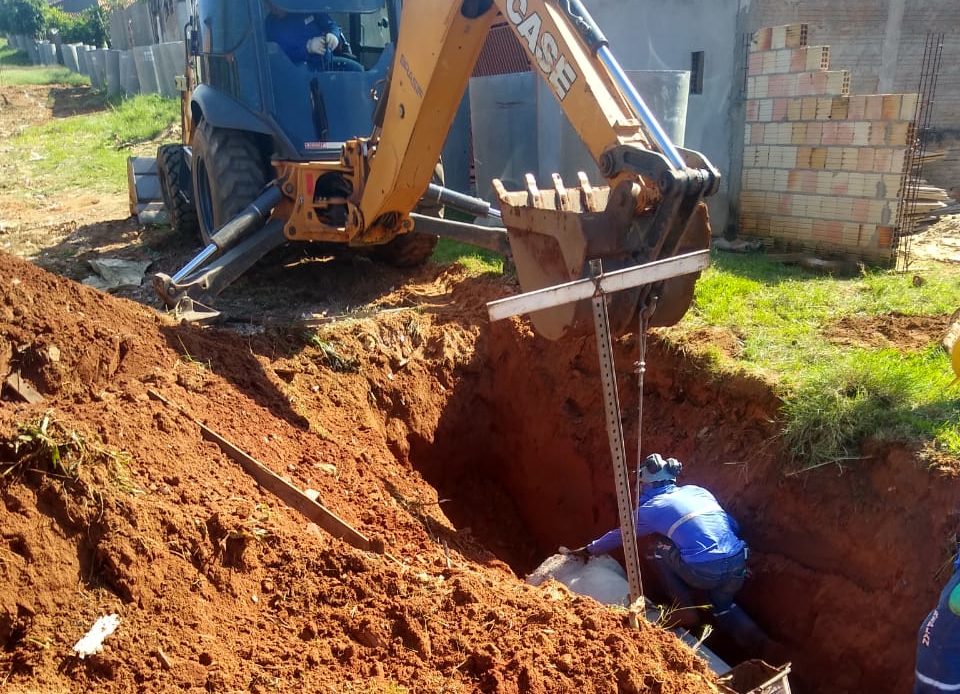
top-left (400, 318), bottom-right (960, 694)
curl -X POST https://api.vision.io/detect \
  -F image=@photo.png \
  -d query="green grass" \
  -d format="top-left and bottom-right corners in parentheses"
top-left (3, 93), bottom-right (179, 193)
top-left (0, 38), bottom-right (90, 86)
top-left (432, 238), bottom-right (504, 274)
top-left (671, 252), bottom-right (960, 469)
top-left (0, 64), bottom-right (90, 86)
top-left (0, 38), bottom-right (32, 66)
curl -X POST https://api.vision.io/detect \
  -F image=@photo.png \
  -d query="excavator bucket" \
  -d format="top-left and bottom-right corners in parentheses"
top-left (495, 173), bottom-right (712, 341)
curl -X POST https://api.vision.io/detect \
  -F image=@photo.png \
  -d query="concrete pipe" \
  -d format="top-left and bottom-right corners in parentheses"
top-left (119, 50), bottom-right (140, 95)
top-left (86, 50), bottom-right (101, 88)
top-left (154, 42), bottom-right (184, 98)
top-left (62, 44), bottom-right (80, 73)
top-left (105, 50), bottom-right (122, 97)
top-left (76, 45), bottom-right (89, 75)
top-left (132, 46), bottom-right (160, 95)
top-left (94, 49), bottom-right (109, 90)
top-left (25, 40), bottom-right (39, 65)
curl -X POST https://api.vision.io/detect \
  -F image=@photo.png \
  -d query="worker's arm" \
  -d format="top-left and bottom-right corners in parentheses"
top-left (311, 14), bottom-right (344, 53)
top-left (586, 506), bottom-right (655, 556)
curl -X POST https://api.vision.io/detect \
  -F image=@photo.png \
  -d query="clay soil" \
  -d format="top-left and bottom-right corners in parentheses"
top-left (2, 82), bottom-right (959, 694)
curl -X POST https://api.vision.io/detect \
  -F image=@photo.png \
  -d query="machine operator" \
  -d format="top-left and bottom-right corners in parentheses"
top-left (264, 3), bottom-right (363, 72)
top-left (915, 549), bottom-right (960, 693)
top-left (566, 453), bottom-right (766, 651)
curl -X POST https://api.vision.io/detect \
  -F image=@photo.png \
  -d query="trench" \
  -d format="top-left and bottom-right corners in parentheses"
top-left (398, 318), bottom-right (957, 694)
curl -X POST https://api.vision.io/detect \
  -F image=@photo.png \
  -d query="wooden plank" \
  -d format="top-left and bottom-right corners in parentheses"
top-left (146, 389), bottom-right (378, 553)
top-left (4, 373), bottom-right (44, 404)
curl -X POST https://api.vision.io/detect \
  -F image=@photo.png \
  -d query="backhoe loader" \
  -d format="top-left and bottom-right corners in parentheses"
top-left (140, 5), bottom-right (798, 685)
top-left (150, 0), bottom-right (719, 340)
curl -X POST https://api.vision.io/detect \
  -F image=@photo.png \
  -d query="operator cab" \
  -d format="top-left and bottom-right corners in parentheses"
top-left (260, 0), bottom-right (399, 159)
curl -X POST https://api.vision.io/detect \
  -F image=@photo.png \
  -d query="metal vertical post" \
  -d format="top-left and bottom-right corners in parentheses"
top-left (589, 259), bottom-right (644, 606)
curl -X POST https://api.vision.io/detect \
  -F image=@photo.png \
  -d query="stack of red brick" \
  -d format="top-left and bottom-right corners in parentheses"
top-left (739, 23), bottom-right (918, 261)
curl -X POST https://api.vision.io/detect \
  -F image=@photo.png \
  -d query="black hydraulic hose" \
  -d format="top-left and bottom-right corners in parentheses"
top-left (209, 183), bottom-right (284, 252)
top-left (558, 0), bottom-right (608, 54)
top-left (424, 183), bottom-right (501, 220)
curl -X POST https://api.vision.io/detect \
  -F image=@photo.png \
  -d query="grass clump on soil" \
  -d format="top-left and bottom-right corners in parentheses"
top-left (0, 39), bottom-right (89, 87)
top-left (1, 413), bottom-right (139, 494)
top-left (3, 93), bottom-right (179, 194)
top-left (432, 238), bottom-right (504, 275)
top-left (668, 252), bottom-right (960, 470)
top-left (306, 332), bottom-right (360, 373)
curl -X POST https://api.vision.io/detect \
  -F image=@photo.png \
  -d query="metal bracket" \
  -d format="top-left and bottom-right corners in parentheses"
top-left (487, 250), bottom-right (709, 323)
top-left (589, 259), bottom-right (645, 606)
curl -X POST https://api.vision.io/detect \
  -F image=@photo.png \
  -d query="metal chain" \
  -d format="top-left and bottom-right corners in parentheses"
top-left (634, 312), bottom-right (647, 508)
top-left (634, 298), bottom-right (656, 507)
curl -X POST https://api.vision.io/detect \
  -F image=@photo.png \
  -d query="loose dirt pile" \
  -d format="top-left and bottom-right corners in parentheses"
top-left (0, 253), bottom-right (717, 693)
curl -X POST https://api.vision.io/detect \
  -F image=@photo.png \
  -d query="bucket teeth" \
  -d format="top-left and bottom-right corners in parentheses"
top-left (492, 169), bottom-right (711, 339)
top-left (494, 173), bottom-right (610, 214)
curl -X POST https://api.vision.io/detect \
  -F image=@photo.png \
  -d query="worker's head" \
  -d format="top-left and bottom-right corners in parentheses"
top-left (640, 453), bottom-right (682, 487)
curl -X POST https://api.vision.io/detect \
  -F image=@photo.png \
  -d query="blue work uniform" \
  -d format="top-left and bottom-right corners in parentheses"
top-left (587, 483), bottom-right (762, 649)
top-left (915, 558), bottom-right (960, 693)
top-left (586, 483), bottom-right (746, 564)
top-left (264, 12), bottom-right (361, 71)
top-left (587, 482), bottom-right (747, 614)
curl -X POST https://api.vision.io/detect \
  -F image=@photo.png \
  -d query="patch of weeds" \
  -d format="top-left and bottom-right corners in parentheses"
top-left (240, 503), bottom-right (274, 543)
top-left (5, 93), bottom-right (179, 193)
top-left (0, 64), bottom-right (89, 87)
top-left (176, 336), bottom-right (211, 370)
top-left (431, 238), bottom-right (504, 275)
top-left (404, 314), bottom-right (423, 346)
top-left (0, 413), bottom-right (142, 495)
top-left (305, 333), bottom-right (359, 373)
top-left (2, 414), bottom-right (84, 480)
top-left (0, 40), bottom-right (31, 66)
top-left (671, 251), bottom-right (960, 470)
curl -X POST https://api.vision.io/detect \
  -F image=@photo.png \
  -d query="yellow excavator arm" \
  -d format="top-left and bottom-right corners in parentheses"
top-left (351, 0), bottom-right (719, 338)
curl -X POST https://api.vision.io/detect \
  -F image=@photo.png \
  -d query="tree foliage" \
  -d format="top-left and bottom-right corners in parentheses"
top-left (44, 5), bottom-right (109, 46)
top-left (0, 1), bottom-right (109, 46)
top-left (0, 0), bottom-right (45, 37)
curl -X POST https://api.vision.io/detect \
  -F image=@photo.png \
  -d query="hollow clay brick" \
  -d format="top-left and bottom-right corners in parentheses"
top-left (900, 93), bottom-right (919, 121)
top-left (752, 27), bottom-right (773, 52)
top-left (881, 95), bottom-right (902, 120)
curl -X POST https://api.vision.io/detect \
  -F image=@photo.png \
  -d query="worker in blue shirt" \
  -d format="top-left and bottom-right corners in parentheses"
top-left (915, 551), bottom-right (960, 692)
top-left (569, 453), bottom-right (766, 651)
top-left (264, 4), bottom-right (363, 72)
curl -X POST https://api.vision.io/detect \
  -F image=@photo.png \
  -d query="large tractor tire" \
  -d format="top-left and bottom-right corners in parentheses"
top-left (190, 120), bottom-right (270, 245)
top-left (156, 144), bottom-right (199, 237)
top-left (371, 164), bottom-right (443, 267)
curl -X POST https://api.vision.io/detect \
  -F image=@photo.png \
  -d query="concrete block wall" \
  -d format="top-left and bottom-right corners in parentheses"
top-left (745, 0), bottom-right (960, 200)
top-left (739, 24), bottom-right (918, 261)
